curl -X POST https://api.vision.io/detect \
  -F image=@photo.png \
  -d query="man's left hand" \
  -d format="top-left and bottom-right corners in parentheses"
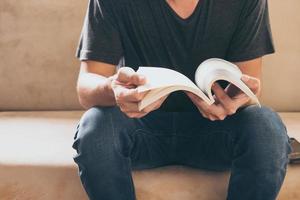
top-left (185, 74), bottom-right (261, 121)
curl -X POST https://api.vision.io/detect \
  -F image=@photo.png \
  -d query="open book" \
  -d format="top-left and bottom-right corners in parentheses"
top-left (136, 58), bottom-right (260, 111)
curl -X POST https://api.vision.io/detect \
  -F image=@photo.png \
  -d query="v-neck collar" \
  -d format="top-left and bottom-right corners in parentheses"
top-left (162, 0), bottom-right (203, 22)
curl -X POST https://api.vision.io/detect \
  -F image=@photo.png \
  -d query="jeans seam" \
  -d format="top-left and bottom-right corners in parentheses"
top-left (109, 111), bottom-right (136, 200)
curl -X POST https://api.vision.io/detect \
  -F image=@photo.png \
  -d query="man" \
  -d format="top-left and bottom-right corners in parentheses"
top-left (72, 0), bottom-right (291, 199)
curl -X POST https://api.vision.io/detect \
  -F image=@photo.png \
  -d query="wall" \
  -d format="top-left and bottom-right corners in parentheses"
top-left (261, 1), bottom-right (300, 111)
top-left (0, 0), bottom-right (86, 110)
top-left (0, 0), bottom-right (299, 111)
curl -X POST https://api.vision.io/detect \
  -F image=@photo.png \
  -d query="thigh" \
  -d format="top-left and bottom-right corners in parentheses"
top-left (173, 105), bottom-right (290, 171)
top-left (106, 107), bottom-right (178, 170)
top-left (173, 111), bottom-right (235, 171)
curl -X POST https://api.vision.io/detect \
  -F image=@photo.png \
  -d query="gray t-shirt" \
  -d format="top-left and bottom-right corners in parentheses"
top-left (76, 0), bottom-right (274, 111)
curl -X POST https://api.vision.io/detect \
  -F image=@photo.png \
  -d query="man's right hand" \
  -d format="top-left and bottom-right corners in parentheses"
top-left (111, 67), bottom-right (168, 118)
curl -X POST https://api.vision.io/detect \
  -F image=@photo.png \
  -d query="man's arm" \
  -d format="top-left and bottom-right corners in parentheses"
top-left (76, 61), bottom-right (117, 109)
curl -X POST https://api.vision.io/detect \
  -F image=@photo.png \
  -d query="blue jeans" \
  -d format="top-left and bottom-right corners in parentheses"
top-left (72, 105), bottom-right (291, 200)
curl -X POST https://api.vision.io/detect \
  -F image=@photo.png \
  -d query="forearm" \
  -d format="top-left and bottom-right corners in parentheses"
top-left (77, 72), bottom-right (116, 109)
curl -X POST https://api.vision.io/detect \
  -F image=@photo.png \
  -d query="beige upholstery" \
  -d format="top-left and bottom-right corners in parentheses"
top-left (0, 111), bottom-right (299, 200)
top-left (0, 0), bottom-right (299, 199)
top-left (261, 1), bottom-right (300, 111)
top-left (0, 0), bottom-right (300, 111)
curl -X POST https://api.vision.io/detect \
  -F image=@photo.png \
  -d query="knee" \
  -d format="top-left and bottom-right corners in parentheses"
top-left (80, 106), bottom-right (115, 129)
top-left (234, 105), bottom-right (291, 165)
top-left (72, 106), bottom-right (119, 162)
top-left (237, 105), bottom-right (287, 138)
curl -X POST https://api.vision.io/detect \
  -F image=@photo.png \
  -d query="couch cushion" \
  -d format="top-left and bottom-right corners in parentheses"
top-left (0, 111), bottom-right (299, 200)
top-left (280, 113), bottom-right (300, 141)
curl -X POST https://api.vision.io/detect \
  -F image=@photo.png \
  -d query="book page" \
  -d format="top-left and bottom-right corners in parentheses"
top-left (138, 85), bottom-right (212, 111)
top-left (136, 67), bottom-right (212, 110)
top-left (137, 67), bottom-right (199, 92)
top-left (194, 58), bottom-right (260, 106)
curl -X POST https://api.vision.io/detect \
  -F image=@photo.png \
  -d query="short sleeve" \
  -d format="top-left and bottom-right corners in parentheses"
top-left (76, 0), bottom-right (123, 65)
top-left (226, 0), bottom-right (275, 62)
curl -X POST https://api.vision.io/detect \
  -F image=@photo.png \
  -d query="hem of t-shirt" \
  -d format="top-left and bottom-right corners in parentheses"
top-left (76, 48), bottom-right (121, 65)
top-left (226, 48), bottom-right (275, 63)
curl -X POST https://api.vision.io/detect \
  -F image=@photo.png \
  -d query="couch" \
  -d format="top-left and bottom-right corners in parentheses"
top-left (0, 0), bottom-right (299, 199)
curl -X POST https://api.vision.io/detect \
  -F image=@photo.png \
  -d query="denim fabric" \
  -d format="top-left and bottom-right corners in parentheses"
top-left (72, 105), bottom-right (291, 200)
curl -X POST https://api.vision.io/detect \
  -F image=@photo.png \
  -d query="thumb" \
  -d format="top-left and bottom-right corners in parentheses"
top-left (241, 75), bottom-right (261, 93)
top-left (117, 67), bottom-right (135, 83)
top-left (117, 67), bottom-right (146, 86)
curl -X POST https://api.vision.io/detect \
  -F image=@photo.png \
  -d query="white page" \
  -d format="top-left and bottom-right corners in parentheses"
top-left (136, 67), bottom-right (212, 110)
top-left (136, 67), bottom-right (199, 92)
top-left (195, 58), bottom-right (260, 105)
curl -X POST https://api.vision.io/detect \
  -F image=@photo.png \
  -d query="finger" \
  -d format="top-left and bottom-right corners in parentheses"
top-left (117, 67), bottom-right (136, 83)
top-left (125, 112), bottom-right (147, 118)
top-left (118, 102), bottom-right (140, 112)
top-left (185, 91), bottom-right (228, 120)
top-left (186, 92), bottom-right (212, 111)
top-left (116, 87), bottom-right (148, 102)
top-left (186, 92), bottom-right (205, 105)
top-left (212, 83), bottom-right (232, 104)
top-left (212, 83), bottom-right (237, 115)
top-left (224, 83), bottom-right (250, 102)
top-left (186, 92), bottom-right (213, 114)
top-left (135, 112), bottom-right (148, 118)
top-left (158, 94), bottom-right (169, 104)
top-left (141, 95), bottom-right (168, 113)
top-left (131, 73), bottom-right (146, 86)
top-left (199, 110), bottom-right (208, 118)
top-left (207, 115), bottom-right (218, 121)
top-left (241, 75), bottom-right (261, 94)
top-left (187, 91), bottom-right (227, 119)
top-left (141, 102), bottom-right (158, 113)
top-left (117, 67), bottom-right (146, 86)
top-left (224, 83), bottom-right (239, 98)
top-left (232, 94), bottom-right (252, 107)
top-left (211, 104), bottom-right (228, 120)
top-left (150, 95), bottom-right (168, 110)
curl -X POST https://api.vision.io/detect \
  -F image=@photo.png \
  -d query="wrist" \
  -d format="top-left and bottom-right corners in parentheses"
top-left (103, 76), bottom-right (117, 105)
